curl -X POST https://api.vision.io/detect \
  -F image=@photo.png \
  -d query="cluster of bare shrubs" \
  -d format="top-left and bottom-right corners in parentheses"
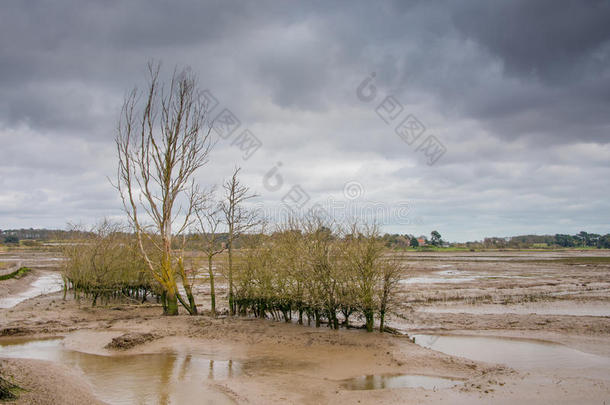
top-left (62, 221), bottom-right (159, 306)
top-left (60, 216), bottom-right (403, 334)
top-left (232, 220), bottom-right (402, 332)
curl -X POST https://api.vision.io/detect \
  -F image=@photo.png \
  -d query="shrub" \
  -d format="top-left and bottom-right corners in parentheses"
top-left (62, 220), bottom-right (159, 306)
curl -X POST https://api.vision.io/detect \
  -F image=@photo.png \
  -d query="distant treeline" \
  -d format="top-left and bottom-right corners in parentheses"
top-left (0, 228), bottom-right (82, 241)
top-left (3, 228), bottom-right (609, 249)
top-left (496, 232), bottom-right (610, 249)
top-left (454, 231), bottom-right (610, 249)
top-left (381, 231), bottom-right (610, 249)
top-left (0, 228), bottom-right (249, 247)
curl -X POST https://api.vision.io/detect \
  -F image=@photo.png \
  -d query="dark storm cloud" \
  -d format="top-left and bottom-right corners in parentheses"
top-left (444, 0), bottom-right (610, 143)
top-left (450, 0), bottom-right (610, 81)
top-left (0, 0), bottom-right (608, 239)
top-left (3, 0), bottom-right (607, 141)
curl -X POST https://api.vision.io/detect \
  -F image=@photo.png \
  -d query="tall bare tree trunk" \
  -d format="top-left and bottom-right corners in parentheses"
top-left (115, 62), bottom-right (212, 316)
top-left (166, 290), bottom-right (178, 315)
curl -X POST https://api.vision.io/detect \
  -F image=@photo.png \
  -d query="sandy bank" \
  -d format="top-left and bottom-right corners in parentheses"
top-left (0, 357), bottom-right (104, 405)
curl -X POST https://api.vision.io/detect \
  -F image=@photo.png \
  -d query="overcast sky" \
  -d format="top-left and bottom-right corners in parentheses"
top-left (1, 0), bottom-right (609, 242)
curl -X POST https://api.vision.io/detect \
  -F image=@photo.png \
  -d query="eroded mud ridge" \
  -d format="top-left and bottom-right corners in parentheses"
top-left (0, 249), bottom-right (609, 404)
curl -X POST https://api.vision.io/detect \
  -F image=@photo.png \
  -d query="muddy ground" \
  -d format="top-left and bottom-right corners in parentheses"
top-left (1, 248), bottom-right (609, 404)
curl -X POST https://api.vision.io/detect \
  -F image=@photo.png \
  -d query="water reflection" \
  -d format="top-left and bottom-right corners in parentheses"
top-left (0, 338), bottom-right (237, 405)
top-left (341, 374), bottom-right (458, 390)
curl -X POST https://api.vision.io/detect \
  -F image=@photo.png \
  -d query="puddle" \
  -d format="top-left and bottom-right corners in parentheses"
top-left (418, 302), bottom-right (610, 317)
top-left (401, 270), bottom-right (532, 284)
top-left (401, 276), bottom-right (476, 284)
top-left (0, 272), bottom-right (63, 308)
top-left (0, 338), bottom-right (237, 404)
top-left (341, 374), bottom-right (458, 390)
top-left (401, 269), bottom-right (479, 284)
top-left (436, 269), bottom-right (460, 275)
top-left (412, 334), bottom-right (610, 371)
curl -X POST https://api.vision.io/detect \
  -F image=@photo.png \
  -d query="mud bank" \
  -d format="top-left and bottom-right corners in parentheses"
top-left (1, 250), bottom-right (609, 404)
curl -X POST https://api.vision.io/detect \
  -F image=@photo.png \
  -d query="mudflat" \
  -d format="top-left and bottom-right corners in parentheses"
top-left (1, 249), bottom-right (609, 404)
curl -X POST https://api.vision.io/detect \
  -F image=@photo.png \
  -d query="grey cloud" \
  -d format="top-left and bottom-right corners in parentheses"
top-left (450, 0), bottom-right (610, 81)
top-left (0, 0), bottom-right (608, 240)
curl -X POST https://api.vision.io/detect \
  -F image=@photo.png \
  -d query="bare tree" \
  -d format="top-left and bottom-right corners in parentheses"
top-left (301, 216), bottom-right (339, 328)
top-left (115, 62), bottom-right (212, 315)
top-left (227, 216), bottom-right (403, 333)
top-left (274, 218), bottom-right (307, 324)
top-left (221, 167), bottom-right (259, 315)
top-left (344, 223), bottom-right (384, 332)
top-left (194, 194), bottom-right (225, 317)
top-left (378, 258), bottom-right (402, 332)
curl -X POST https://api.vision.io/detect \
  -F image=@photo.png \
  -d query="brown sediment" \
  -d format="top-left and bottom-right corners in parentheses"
top-left (104, 332), bottom-right (157, 350)
top-left (0, 249), bottom-right (609, 404)
top-left (0, 358), bottom-right (105, 405)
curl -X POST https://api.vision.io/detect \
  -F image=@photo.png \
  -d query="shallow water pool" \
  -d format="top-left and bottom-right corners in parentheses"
top-left (341, 373), bottom-right (459, 390)
top-left (0, 272), bottom-right (63, 308)
top-left (411, 334), bottom-right (610, 371)
top-left (0, 338), bottom-right (238, 404)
